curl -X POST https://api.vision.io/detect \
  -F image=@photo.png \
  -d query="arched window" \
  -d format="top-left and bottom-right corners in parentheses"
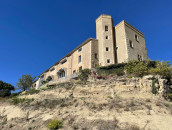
top-left (46, 76), bottom-right (53, 82)
top-left (57, 69), bottom-right (66, 78)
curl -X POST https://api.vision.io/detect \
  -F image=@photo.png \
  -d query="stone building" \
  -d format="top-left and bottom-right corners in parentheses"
top-left (33, 14), bottom-right (148, 89)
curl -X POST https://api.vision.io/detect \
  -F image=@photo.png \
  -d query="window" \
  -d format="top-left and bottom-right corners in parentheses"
top-left (105, 25), bottom-right (108, 31)
top-left (129, 40), bottom-right (134, 48)
top-left (106, 36), bottom-right (108, 39)
top-left (79, 66), bottom-right (82, 72)
top-left (106, 47), bottom-right (109, 51)
top-left (40, 74), bottom-right (44, 85)
top-left (58, 70), bottom-right (65, 78)
top-left (73, 70), bottom-right (76, 74)
top-left (46, 76), bottom-right (52, 81)
top-left (138, 55), bottom-right (142, 61)
top-left (107, 59), bottom-right (110, 63)
top-left (40, 74), bottom-right (44, 79)
top-left (60, 58), bottom-right (67, 64)
top-left (135, 34), bottom-right (139, 42)
top-left (50, 67), bottom-right (55, 72)
top-left (95, 53), bottom-right (98, 59)
top-left (78, 55), bottom-right (81, 63)
top-left (78, 47), bottom-right (82, 52)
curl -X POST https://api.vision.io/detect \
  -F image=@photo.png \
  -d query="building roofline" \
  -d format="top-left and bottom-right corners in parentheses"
top-left (95, 14), bottom-right (112, 23)
top-left (115, 20), bottom-right (144, 37)
top-left (38, 38), bottom-right (97, 77)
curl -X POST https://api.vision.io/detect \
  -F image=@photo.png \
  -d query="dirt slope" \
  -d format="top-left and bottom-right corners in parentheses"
top-left (0, 76), bottom-right (172, 130)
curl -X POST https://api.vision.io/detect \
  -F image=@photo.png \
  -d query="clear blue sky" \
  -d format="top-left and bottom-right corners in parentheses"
top-left (0, 0), bottom-right (172, 88)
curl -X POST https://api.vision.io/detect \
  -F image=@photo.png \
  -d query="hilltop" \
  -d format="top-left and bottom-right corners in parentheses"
top-left (0, 74), bottom-right (172, 130)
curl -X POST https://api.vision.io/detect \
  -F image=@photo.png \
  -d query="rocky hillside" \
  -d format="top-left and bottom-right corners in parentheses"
top-left (0, 75), bottom-right (172, 130)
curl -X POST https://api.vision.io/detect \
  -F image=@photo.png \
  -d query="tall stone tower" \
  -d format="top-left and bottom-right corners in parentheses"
top-left (96, 15), bottom-right (116, 66)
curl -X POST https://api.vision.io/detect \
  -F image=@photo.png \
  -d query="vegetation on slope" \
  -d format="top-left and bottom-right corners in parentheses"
top-left (96, 60), bottom-right (172, 78)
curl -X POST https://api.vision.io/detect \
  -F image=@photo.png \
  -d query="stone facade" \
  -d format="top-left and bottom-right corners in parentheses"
top-left (33, 14), bottom-right (148, 89)
top-left (115, 20), bottom-right (148, 62)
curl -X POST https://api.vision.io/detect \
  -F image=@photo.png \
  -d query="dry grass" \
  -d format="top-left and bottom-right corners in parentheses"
top-left (0, 97), bottom-right (8, 102)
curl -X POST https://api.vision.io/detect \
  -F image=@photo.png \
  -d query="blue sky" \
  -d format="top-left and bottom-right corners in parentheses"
top-left (0, 0), bottom-right (172, 88)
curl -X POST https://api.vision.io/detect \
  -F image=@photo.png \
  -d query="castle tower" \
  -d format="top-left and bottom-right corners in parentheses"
top-left (96, 15), bottom-right (116, 66)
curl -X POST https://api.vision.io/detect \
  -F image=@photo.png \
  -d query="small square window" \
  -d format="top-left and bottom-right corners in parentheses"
top-left (107, 59), bottom-right (110, 63)
top-left (129, 40), bottom-right (134, 48)
top-left (106, 47), bottom-right (109, 51)
top-left (73, 70), bottom-right (76, 74)
top-left (105, 25), bottom-right (108, 31)
top-left (50, 67), bottom-right (55, 72)
top-left (106, 36), bottom-right (108, 39)
top-left (135, 34), bottom-right (139, 42)
top-left (40, 74), bottom-right (44, 79)
top-left (138, 55), bottom-right (142, 61)
top-left (78, 47), bottom-right (82, 52)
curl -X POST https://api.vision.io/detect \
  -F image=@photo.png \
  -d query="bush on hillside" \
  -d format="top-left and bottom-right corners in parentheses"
top-left (11, 97), bottom-right (34, 105)
top-left (97, 63), bottom-right (126, 76)
top-left (78, 69), bottom-right (91, 82)
top-left (9, 91), bottom-right (22, 98)
top-left (47, 119), bottom-right (63, 130)
top-left (151, 77), bottom-right (160, 94)
top-left (124, 60), bottom-right (139, 74)
top-left (166, 93), bottom-right (172, 101)
top-left (125, 60), bottom-right (148, 77)
top-left (132, 62), bottom-right (148, 77)
top-left (149, 61), bottom-right (172, 79)
top-left (24, 89), bottom-right (40, 95)
top-left (124, 60), bottom-right (172, 78)
top-left (98, 63), bottom-right (126, 70)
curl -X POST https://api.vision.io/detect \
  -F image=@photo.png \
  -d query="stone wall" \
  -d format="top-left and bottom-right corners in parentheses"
top-left (96, 15), bottom-right (115, 66)
top-left (124, 21), bottom-right (148, 61)
top-left (115, 21), bottom-right (128, 63)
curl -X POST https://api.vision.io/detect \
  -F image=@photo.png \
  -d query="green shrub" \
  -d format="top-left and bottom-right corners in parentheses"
top-left (125, 61), bottom-right (148, 77)
top-left (97, 63), bottom-right (126, 76)
top-left (107, 96), bottom-right (113, 99)
top-left (167, 93), bottom-right (172, 101)
top-left (96, 69), bottom-right (113, 76)
top-left (151, 77), bottom-right (160, 94)
top-left (124, 60), bottom-right (139, 74)
top-left (145, 60), bottom-right (157, 69)
top-left (164, 103), bottom-right (172, 108)
top-left (78, 69), bottom-right (91, 82)
top-left (9, 92), bottom-right (22, 98)
top-left (0, 89), bottom-right (12, 97)
top-left (57, 82), bottom-right (73, 90)
top-left (113, 68), bottom-right (125, 76)
top-left (132, 62), bottom-right (148, 77)
top-left (47, 84), bottom-right (57, 89)
top-left (149, 61), bottom-right (172, 78)
top-left (47, 119), bottom-right (63, 130)
top-left (11, 98), bottom-right (34, 105)
top-left (98, 63), bottom-right (126, 70)
top-left (24, 89), bottom-right (40, 95)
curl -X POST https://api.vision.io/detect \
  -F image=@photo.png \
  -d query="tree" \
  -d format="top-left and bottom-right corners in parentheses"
top-left (149, 61), bottom-right (172, 79)
top-left (16, 75), bottom-right (36, 91)
top-left (78, 69), bottom-right (91, 83)
top-left (0, 80), bottom-right (15, 97)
